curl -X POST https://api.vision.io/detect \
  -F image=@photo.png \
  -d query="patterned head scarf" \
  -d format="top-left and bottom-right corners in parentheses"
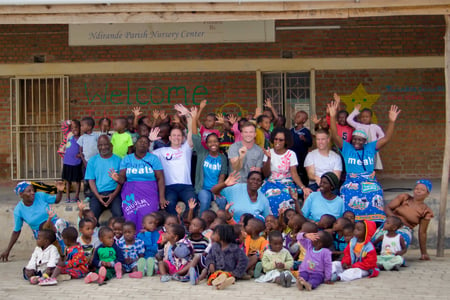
top-left (416, 179), bottom-right (432, 193)
top-left (352, 130), bottom-right (369, 141)
top-left (14, 181), bottom-right (31, 196)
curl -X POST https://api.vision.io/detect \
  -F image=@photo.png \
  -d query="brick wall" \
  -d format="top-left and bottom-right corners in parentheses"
top-left (315, 69), bottom-right (445, 178)
top-left (0, 16), bottom-right (444, 63)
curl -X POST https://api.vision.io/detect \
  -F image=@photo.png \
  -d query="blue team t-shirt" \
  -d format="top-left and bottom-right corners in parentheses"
top-left (220, 183), bottom-right (271, 222)
top-left (13, 192), bottom-right (56, 232)
top-left (85, 154), bottom-right (122, 193)
top-left (202, 154), bottom-right (222, 190)
top-left (341, 141), bottom-right (378, 174)
top-left (120, 152), bottom-right (163, 182)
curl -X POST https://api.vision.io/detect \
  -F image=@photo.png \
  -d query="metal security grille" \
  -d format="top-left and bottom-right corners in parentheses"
top-left (262, 72), bottom-right (310, 128)
top-left (10, 76), bottom-right (69, 180)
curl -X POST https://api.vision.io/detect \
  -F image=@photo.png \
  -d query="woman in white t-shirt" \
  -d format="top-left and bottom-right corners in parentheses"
top-left (260, 128), bottom-right (312, 216)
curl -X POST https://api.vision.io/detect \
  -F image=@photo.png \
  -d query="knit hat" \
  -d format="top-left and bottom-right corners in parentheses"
top-left (14, 181), bottom-right (31, 196)
top-left (416, 179), bottom-right (432, 193)
top-left (352, 129), bottom-right (368, 140)
top-left (321, 172), bottom-right (340, 190)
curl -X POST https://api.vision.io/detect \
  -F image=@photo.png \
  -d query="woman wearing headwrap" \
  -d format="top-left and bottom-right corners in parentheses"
top-left (301, 172), bottom-right (345, 222)
top-left (328, 97), bottom-right (401, 223)
top-left (372, 179), bottom-right (434, 260)
top-left (0, 180), bottom-right (65, 262)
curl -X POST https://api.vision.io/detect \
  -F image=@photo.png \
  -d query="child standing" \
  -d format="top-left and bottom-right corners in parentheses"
top-left (296, 231), bottom-right (333, 291)
top-left (98, 117), bottom-right (112, 137)
top-left (111, 117), bottom-right (134, 158)
top-left (77, 116), bottom-right (99, 167)
top-left (24, 229), bottom-right (60, 284)
top-left (255, 230), bottom-right (294, 287)
top-left (197, 100), bottom-right (221, 150)
top-left (88, 226), bottom-right (124, 284)
top-left (346, 102), bottom-right (385, 169)
top-left (332, 220), bottom-right (379, 282)
top-left (117, 221), bottom-right (145, 278)
top-left (137, 213), bottom-right (161, 276)
top-left (204, 224), bottom-right (249, 289)
top-left (255, 115), bottom-right (271, 149)
top-left (373, 216), bottom-right (407, 271)
top-left (43, 227), bottom-right (89, 286)
top-left (61, 119), bottom-right (82, 203)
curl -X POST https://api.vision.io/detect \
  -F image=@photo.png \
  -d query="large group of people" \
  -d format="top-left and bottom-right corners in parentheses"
top-left (0, 95), bottom-right (435, 291)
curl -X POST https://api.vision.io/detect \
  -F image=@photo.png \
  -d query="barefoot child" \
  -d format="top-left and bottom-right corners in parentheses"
top-left (205, 224), bottom-right (249, 289)
top-left (296, 231), bottom-right (333, 291)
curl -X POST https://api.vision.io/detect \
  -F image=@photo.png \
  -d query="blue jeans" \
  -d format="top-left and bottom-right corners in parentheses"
top-left (165, 184), bottom-right (197, 215)
top-left (198, 189), bottom-right (227, 215)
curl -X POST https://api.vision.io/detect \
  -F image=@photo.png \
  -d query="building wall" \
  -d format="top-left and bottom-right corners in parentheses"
top-left (0, 15), bottom-right (446, 179)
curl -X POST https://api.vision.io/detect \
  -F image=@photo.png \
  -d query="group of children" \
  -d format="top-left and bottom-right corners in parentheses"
top-left (24, 201), bottom-right (407, 290)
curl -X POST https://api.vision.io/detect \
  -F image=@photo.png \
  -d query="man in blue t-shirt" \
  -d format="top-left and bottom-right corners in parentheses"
top-left (85, 135), bottom-right (123, 221)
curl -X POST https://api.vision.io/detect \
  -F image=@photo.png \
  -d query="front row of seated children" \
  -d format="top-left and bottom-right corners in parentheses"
top-left (23, 207), bottom-right (407, 291)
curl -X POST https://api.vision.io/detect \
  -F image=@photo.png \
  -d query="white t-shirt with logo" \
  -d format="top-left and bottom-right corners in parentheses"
top-left (152, 142), bottom-right (193, 185)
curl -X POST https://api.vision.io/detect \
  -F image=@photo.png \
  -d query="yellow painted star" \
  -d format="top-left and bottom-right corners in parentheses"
top-left (340, 83), bottom-right (381, 123)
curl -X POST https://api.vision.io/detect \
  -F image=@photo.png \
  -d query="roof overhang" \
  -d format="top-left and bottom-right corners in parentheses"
top-left (0, 0), bottom-right (449, 24)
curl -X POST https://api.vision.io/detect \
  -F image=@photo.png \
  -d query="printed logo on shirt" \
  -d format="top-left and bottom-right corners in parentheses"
top-left (165, 149), bottom-right (183, 161)
top-left (347, 156), bottom-right (374, 167)
top-left (126, 165), bottom-right (154, 176)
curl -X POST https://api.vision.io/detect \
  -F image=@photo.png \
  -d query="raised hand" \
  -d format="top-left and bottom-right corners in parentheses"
top-left (108, 168), bottom-right (119, 182)
top-left (225, 171), bottom-right (240, 186)
top-left (305, 232), bottom-right (320, 241)
top-left (333, 93), bottom-right (341, 103)
top-left (228, 114), bottom-right (237, 125)
top-left (311, 114), bottom-right (320, 124)
top-left (388, 105), bottom-right (401, 122)
top-left (238, 146), bottom-right (247, 158)
top-left (327, 100), bottom-right (339, 118)
top-left (190, 106), bottom-right (199, 120)
top-left (152, 110), bottom-right (160, 120)
top-left (174, 104), bottom-right (190, 116)
top-left (288, 187), bottom-right (298, 201)
top-left (149, 127), bottom-right (161, 142)
top-left (188, 198), bottom-right (197, 210)
top-left (200, 99), bottom-right (207, 110)
top-left (132, 106), bottom-right (142, 117)
top-left (175, 203), bottom-right (184, 216)
top-left (46, 206), bottom-right (57, 219)
top-left (254, 107), bottom-right (262, 118)
top-left (77, 199), bottom-right (86, 211)
top-left (354, 103), bottom-right (362, 111)
top-left (160, 110), bottom-right (168, 121)
top-left (215, 113), bottom-right (224, 124)
top-left (264, 98), bottom-right (272, 108)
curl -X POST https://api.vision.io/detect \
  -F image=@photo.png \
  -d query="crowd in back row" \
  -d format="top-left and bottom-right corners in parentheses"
top-left (1, 95), bottom-right (434, 290)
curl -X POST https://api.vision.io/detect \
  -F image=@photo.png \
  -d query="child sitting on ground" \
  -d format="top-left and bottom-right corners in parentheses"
top-left (45, 227), bottom-right (89, 286)
top-left (255, 230), bottom-right (295, 287)
top-left (318, 214), bottom-right (337, 235)
top-left (284, 214), bottom-right (306, 262)
top-left (112, 216), bottom-right (125, 243)
top-left (332, 218), bottom-right (354, 260)
top-left (204, 224), bottom-right (249, 289)
top-left (117, 221), bottom-right (145, 278)
top-left (87, 226), bottom-right (124, 284)
top-left (158, 224), bottom-right (196, 283)
top-left (264, 215), bottom-right (282, 239)
top-left (343, 211), bottom-right (355, 224)
top-left (278, 208), bottom-right (296, 235)
top-left (244, 217), bottom-right (269, 277)
top-left (137, 213), bottom-right (162, 276)
top-left (332, 220), bottom-right (379, 282)
top-left (296, 231), bottom-right (333, 291)
top-left (24, 229), bottom-right (60, 284)
top-left (373, 216), bottom-right (407, 271)
top-left (77, 218), bottom-right (100, 265)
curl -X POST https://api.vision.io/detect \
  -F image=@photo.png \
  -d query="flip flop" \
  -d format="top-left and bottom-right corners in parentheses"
top-left (97, 267), bottom-right (107, 284)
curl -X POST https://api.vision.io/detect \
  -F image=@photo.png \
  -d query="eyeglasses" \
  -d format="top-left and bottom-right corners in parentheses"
top-left (274, 138), bottom-right (285, 141)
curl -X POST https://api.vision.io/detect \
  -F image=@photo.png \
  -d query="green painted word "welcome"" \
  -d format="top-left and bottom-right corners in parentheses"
top-left (84, 82), bottom-right (208, 105)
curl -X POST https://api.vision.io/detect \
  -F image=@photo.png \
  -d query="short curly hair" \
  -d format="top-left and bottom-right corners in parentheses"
top-left (270, 127), bottom-right (293, 149)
